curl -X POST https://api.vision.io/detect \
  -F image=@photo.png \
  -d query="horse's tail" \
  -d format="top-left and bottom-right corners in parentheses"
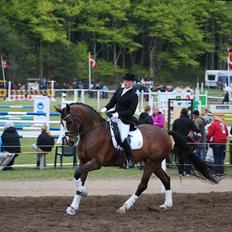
top-left (168, 130), bottom-right (218, 184)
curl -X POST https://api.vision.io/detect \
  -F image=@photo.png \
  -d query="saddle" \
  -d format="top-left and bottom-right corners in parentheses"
top-left (108, 121), bottom-right (143, 150)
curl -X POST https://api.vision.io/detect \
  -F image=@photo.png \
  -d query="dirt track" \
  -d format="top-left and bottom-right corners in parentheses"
top-left (0, 193), bottom-right (232, 232)
top-left (0, 177), bottom-right (232, 232)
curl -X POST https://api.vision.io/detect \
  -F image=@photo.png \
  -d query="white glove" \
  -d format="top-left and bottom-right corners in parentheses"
top-left (100, 107), bottom-right (107, 113)
top-left (112, 112), bottom-right (119, 118)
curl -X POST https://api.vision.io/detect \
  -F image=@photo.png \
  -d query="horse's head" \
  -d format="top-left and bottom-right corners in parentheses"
top-left (55, 104), bottom-right (80, 145)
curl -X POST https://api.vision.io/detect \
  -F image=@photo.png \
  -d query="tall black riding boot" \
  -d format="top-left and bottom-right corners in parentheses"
top-left (121, 138), bottom-right (135, 168)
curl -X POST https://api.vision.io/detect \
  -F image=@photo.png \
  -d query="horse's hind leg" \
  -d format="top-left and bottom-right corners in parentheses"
top-left (117, 162), bottom-right (155, 214)
top-left (154, 166), bottom-right (173, 209)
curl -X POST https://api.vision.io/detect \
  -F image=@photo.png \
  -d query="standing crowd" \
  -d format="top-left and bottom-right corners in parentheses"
top-left (138, 105), bottom-right (230, 177)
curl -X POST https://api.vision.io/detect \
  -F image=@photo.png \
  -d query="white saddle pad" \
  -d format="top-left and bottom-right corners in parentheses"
top-left (110, 125), bottom-right (143, 150)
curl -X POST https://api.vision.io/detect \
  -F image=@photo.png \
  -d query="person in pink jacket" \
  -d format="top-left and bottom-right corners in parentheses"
top-left (151, 106), bottom-right (165, 128)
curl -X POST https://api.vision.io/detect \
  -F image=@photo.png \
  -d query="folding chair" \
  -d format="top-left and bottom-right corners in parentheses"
top-left (54, 137), bottom-right (77, 168)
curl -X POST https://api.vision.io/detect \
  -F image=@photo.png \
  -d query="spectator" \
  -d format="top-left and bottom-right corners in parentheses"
top-left (222, 91), bottom-right (229, 104)
top-left (151, 106), bottom-right (165, 128)
top-left (206, 117), bottom-right (228, 177)
top-left (202, 108), bottom-right (213, 125)
top-left (192, 110), bottom-right (206, 161)
top-left (172, 108), bottom-right (200, 176)
top-left (138, 105), bottom-right (153, 125)
top-left (101, 85), bottom-right (109, 99)
top-left (32, 124), bottom-right (55, 168)
top-left (1, 122), bottom-right (21, 170)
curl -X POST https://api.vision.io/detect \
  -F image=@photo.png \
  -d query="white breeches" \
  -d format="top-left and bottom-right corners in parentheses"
top-left (112, 118), bottom-right (130, 142)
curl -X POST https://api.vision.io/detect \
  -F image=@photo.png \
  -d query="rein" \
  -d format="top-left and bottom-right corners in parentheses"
top-left (78, 121), bottom-right (107, 136)
top-left (62, 111), bottom-right (107, 137)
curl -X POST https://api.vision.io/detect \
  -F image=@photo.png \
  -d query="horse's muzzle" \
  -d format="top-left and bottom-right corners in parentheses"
top-left (65, 132), bottom-right (78, 146)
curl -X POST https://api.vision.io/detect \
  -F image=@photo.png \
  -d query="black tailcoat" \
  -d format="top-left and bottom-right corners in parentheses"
top-left (105, 87), bottom-right (138, 124)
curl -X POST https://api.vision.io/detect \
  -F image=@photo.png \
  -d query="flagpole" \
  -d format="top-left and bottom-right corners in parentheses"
top-left (228, 60), bottom-right (230, 87)
top-left (227, 48), bottom-right (231, 87)
top-left (88, 52), bottom-right (91, 91)
top-left (1, 56), bottom-right (6, 88)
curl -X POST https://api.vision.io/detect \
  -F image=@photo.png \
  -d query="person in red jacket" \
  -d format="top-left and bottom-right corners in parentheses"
top-left (206, 118), bottom-right (228, 176)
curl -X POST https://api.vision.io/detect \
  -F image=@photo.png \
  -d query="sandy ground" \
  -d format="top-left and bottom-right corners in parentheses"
top-left (0, 177), bottom-right (231, 232)
top-left (0, 193), bottom-right (232, 232)
top-left (0, 176), bottom-right (231, 197)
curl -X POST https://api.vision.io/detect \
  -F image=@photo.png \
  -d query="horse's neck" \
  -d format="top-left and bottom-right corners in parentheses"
top-left (79, 111), bottom-right (104, 131)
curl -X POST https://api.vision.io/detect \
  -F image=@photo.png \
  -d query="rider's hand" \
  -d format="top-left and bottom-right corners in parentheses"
top-left (100, 107), bottom-right (107, 113)
top-left (111, 112), bottom-right (119, 119)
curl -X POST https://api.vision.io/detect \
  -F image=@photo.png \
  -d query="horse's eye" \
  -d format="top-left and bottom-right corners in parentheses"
top-left (66, 121), bottom-right (72, 127)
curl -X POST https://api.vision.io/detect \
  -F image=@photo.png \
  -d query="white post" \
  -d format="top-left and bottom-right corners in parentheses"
top-left (195, 87), bottom-right (199, 103)
top-left (97, 91), bottom-right (100, 110)
top-left (141, 90), bottom-right (144, 113)
top-left (205, 90), bottom-right (208, 107)
top-left (196, 82), bottom-right (199, 91)
top-left (81, 90), bottom-right (85, 103)
top-left (1, 56), bottom-right (6, 88)
top-left (227, 48), bottom-right (231, 87)
top-left (148, 89), bottom-right (152, 108)
top-left (50, 80), bottom-right (56, 102)
top-left (201, 82), bottom-right (204, 93)
top-left (61, 92), bottom-right (66, 108)
top-left (74, 89), bottom-right (78, 102)
top-left (88, 52), bottom-right (91, 91)
top-left (6, 80), bottom-right (11, 101)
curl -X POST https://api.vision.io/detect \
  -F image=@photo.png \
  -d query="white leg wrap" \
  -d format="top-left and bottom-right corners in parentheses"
top-left (66, 178), bottom-right (84, 216)
top-left (66, 194), bottom-right (82, 216)
top-left (124, 194), bottom-right (138, 210)
top-left (70, 194), bottom-right (81, 210)
top-left (74, 178), bottom-right (88, 197)
top-left (117, 194), bottom-right (138, 214)
top-left (75, 178), bottom-right (82, 191)
top-left (160, 190), bottom-right (173, 209)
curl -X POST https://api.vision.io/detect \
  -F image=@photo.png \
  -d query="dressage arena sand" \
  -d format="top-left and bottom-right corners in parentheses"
top-left (0, 178), bottom-right (232, 232)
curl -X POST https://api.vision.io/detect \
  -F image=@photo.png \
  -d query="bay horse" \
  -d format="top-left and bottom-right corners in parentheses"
top-left (55, 103), bottom-right (217, 216)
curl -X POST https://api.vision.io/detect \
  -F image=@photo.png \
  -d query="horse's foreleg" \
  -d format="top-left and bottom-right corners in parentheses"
top-left (154, 167), bottom-right (173, 209)
top-left (117, 163), bottom-right (154, 214)
top-left (66, 159), bottom-right (101, 216)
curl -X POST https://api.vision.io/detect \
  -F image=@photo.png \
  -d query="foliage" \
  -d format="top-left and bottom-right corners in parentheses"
top-left (0, 0), bottom-right (232, 84)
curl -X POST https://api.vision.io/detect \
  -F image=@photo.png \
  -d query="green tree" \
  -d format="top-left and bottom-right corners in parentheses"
top-left (133, 0), bottom-right (209, 78)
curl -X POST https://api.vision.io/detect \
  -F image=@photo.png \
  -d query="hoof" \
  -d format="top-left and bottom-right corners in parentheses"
top-left (116, 206), bottom-right (126, 214)
top-left (160, 202), bottom-right (173, 209)
top-left (66, 206), bottom-right (76, 216)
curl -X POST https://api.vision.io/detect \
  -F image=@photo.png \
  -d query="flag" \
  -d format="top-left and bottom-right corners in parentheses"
top-left (89, 55), bottom-right (96, 69)
top-left (227, 48), bottom-right (232, 68)
top-left (2, 60), bottom-right (9, 69)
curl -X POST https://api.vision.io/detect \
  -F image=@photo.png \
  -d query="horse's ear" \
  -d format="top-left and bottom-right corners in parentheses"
top-left (54, 106), bottom-right (62, 114)
top-left (66, 104), bottom-right (70, 114)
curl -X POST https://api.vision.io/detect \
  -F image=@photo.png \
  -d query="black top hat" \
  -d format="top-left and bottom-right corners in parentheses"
top-left (122, 73), bottom-right (136, 81)
top-left (180, 108), bottom-right (188, 116)
top-left (192, 110), bottom-right (200, 116)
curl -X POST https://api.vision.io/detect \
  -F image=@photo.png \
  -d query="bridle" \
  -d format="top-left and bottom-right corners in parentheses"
top-left (61, 111), bottom-right (107, 139)
top-left (61, 112), bottom-right (80, 138)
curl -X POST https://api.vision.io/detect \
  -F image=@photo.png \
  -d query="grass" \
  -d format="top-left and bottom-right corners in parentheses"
top-left (0, 91), bottom-right (232, 181)
top-left (0, 165), bottom-right (231, 181)
top-left (0, 166), bottom-right (146, 181)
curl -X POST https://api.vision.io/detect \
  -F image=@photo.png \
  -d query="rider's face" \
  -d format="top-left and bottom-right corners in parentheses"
top-left (123, 80), bottom-right (134, 89)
